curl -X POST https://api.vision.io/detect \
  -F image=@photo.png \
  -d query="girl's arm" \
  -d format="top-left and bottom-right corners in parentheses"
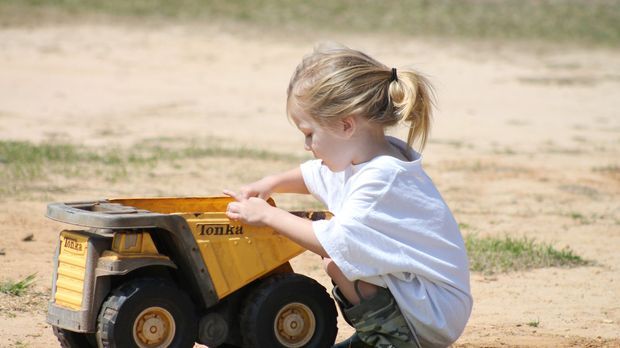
top-left (269, 167), bottom-right (309, 194)
top-left (238, 167), bottom-right (309, 199)
top-left (262, 205), bottom-right (328, 257)
top-left (224, 193), bottom-right (328, 258)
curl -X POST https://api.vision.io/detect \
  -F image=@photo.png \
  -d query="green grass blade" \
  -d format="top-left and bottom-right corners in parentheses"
top-left (465, 234), bottom-right (590, 275)
top-left (0, 273), bottom-right (37, 296)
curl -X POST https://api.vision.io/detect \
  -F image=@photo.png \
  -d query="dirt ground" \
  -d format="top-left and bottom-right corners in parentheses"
top-left (0, 21), bottom-right (619, 347)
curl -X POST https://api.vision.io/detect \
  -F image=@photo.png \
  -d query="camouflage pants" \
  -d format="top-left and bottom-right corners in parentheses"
top-left (333, 283), bottom-right (420, 348)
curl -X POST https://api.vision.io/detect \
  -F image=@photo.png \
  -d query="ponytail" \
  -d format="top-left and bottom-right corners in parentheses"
top-left (388, 70), bottom-right (434, 150)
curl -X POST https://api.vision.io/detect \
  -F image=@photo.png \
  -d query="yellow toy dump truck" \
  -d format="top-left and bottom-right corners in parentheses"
top-left (46, 197), bottom-right (338, 347)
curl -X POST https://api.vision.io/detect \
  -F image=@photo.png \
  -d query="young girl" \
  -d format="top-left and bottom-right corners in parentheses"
top-left (224, 43), bottom-right (472, 348)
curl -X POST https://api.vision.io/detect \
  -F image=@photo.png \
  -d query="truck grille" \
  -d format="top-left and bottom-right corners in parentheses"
top-left (54, 231), bottom-right (88, 310)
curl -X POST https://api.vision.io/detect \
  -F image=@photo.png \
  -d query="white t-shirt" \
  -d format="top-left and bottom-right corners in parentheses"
top-left (300, 137), bottom-right (472, 347)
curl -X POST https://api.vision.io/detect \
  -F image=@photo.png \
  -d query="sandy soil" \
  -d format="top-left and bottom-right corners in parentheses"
top-left (0, 22), bottom-right (619, 347)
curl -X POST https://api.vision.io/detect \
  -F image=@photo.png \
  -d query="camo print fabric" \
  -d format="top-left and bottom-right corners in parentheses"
top-left (335, 286), bottom-right (420, 348)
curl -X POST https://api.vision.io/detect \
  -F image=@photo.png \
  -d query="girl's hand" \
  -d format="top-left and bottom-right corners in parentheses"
top-left (225, 188), bottom-right (328, 258)
top-left (237, 177), bottom-right (275, 200)
top-left (223, 190), bottom-right (273, 226)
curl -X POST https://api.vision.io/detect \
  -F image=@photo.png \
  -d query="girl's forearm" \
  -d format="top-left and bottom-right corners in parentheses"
top-left (267, 167), bottom-right (310, 194)
top-left (264, 206), bottom-right (328, 258)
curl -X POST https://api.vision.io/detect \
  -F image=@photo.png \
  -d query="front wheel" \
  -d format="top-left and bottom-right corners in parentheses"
top-left (97, 277), bottom-right (197, 348)
top-left (52, 326), bottom-right (97, 347)
top-left (240, 273), bottom-right (338, 348)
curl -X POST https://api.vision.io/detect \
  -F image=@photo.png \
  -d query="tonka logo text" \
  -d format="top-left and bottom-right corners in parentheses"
top-left (64, 237), bottom-right (83, 252)
top-left (198, 224), bottom-right (243, 236)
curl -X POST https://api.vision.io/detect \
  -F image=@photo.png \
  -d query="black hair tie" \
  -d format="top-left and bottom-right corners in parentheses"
top-left (390, 67), bottom-right (398, 82)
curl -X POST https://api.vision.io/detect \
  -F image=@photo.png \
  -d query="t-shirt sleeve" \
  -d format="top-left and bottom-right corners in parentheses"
top-left (312, 167), bottom-right (399, 280)
top-left (300, 160), bottom-right (330, 206)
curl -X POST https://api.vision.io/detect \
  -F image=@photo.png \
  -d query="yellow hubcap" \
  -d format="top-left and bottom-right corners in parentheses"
top-left (132, 307), bottom-right (176, 348)
top-left (274, 302), bottom-right (316, 347)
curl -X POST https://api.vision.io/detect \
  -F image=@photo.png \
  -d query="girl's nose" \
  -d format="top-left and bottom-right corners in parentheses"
top-left (304, 139), bottom-right (312, 151)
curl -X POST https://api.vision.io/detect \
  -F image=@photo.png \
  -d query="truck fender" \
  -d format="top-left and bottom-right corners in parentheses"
top-left (96, 256), bottom-right (177, 277)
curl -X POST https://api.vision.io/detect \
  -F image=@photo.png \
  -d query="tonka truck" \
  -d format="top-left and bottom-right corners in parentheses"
top-left (46, 197), bottom-right (338, 347)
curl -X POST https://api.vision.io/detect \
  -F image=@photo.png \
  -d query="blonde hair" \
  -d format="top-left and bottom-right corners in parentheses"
top-left (287, 43), bottom-right (434, 150)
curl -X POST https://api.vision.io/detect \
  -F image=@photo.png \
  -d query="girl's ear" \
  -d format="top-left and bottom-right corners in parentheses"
top-left (340, 115), bottom-right (356, 139)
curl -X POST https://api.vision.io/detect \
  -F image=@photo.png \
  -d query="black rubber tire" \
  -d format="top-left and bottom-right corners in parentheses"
top-left (240, 273), bottom-right (338, 348)
top-left (97, 277), bottom-right (197, 348)
top-left (52, 326), bottom-right (97, 347)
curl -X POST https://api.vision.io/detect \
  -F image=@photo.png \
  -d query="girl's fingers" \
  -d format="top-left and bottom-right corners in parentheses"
top-left (223, 189), bottom-right (242, 201)
top-left (225, 188), bottom-right (266, 201)
top-left (226, 202), bottom-right (240, 220)
top-left (227, 201), bottom-right (239, 212)
top-left (225, 211), bottom-right (240, 221)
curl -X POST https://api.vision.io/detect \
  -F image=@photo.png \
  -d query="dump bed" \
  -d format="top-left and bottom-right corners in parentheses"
top-left (47, 197), bottom-right (326, 301)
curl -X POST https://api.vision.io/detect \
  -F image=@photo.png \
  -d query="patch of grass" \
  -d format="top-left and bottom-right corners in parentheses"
top-left (593, 164), bottom-right (620, 177)
top-left (142, 141), bottom-right (303, 163)
top-left (458, 222), bottom-right (471, 230)
top-left (0, 141), bottom-right (83, 180)
top-left (0, 0), bottom-right (619, 46)
top-left (465, 234), bottom-right (590, 275)
top-left (0, 139), bottom-right (301, 168)
top-left (0, 139), bottom-right (304, 197)
top-left (558, 184), bottom-right (600, 198)
top-left (430, 138), bottom-right (468, 149)
top-left (569, 211), bottom-right (591, 224)
top-left (527, 319), bottom-right (540, 328)
top-left (492, 147), bottom-right (517, 155)
top-left (0, 274), bottom-right (36, 296)
top-left (541, 145), bottom-right (585, 155)
top-left (0, 140), bottom-right (141, 179)
top-left (571, 212), bottom-right (584, 219)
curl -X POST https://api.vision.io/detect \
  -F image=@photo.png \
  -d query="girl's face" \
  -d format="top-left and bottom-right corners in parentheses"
top-left (289, 100), bottom-right (355, 172)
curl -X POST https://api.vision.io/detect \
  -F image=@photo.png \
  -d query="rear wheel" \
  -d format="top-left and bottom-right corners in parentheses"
top-left (97, 277), bottom-right (197, 348)
top-left (240, 273), bottom-right (338, 348)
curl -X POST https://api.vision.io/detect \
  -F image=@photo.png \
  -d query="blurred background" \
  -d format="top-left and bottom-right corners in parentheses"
top-left (0, 1), bottom-right (619, 347)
